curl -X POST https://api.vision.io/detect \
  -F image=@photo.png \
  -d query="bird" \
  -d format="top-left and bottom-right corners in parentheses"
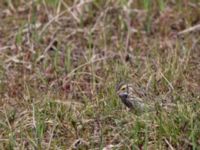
top-left (116, 82), bottom-right (153, 114)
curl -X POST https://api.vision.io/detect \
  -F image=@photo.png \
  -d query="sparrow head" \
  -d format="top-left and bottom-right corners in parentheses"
top-left (116, 82), bottom-right (133, 98)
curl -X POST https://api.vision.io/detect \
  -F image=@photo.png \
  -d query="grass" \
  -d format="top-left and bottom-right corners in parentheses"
top-left (0, 0), bottom-right (200, 149)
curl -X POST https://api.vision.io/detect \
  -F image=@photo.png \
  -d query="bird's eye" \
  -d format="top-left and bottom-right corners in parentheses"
top-left (120, 85), bottom-right (126, 91)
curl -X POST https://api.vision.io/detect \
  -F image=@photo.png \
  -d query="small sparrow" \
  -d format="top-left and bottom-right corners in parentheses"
top-left (116, 82), bottom-right (153, 113)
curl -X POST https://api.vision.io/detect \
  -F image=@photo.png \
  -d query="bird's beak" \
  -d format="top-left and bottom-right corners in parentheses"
top-left (119, 93), bottom-right (128, 99)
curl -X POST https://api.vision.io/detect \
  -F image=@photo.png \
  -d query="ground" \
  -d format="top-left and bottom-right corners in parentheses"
top-left (0, 0), bottom-right (200, 149)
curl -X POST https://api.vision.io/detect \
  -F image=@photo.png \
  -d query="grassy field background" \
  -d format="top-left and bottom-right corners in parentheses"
top-left (0, 0), bottom-right (200, 149)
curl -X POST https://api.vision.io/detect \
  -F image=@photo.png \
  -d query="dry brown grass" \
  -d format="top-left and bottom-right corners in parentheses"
top-left (0, 0), bottom-right (200, 149)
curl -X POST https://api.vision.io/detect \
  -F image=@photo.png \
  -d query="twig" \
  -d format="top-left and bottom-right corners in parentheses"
top-left (47, 123), bottom-right (57, 150)
top-left (159, 71), bottom-right (174, 91)
top-left (39, 9), bottom-right (68, 36)
top-left (164, 138), bottom-right (175, 150)
top-left (43, 30), bottom-right (59, 54)
top-left (178, 24), bottom-right (200, 35)
top-left (67, 56), bottom-right (110, 78)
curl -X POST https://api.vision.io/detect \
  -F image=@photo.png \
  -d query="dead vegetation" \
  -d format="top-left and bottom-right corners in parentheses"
top-left (0, 0), bottom-right (200, 149)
